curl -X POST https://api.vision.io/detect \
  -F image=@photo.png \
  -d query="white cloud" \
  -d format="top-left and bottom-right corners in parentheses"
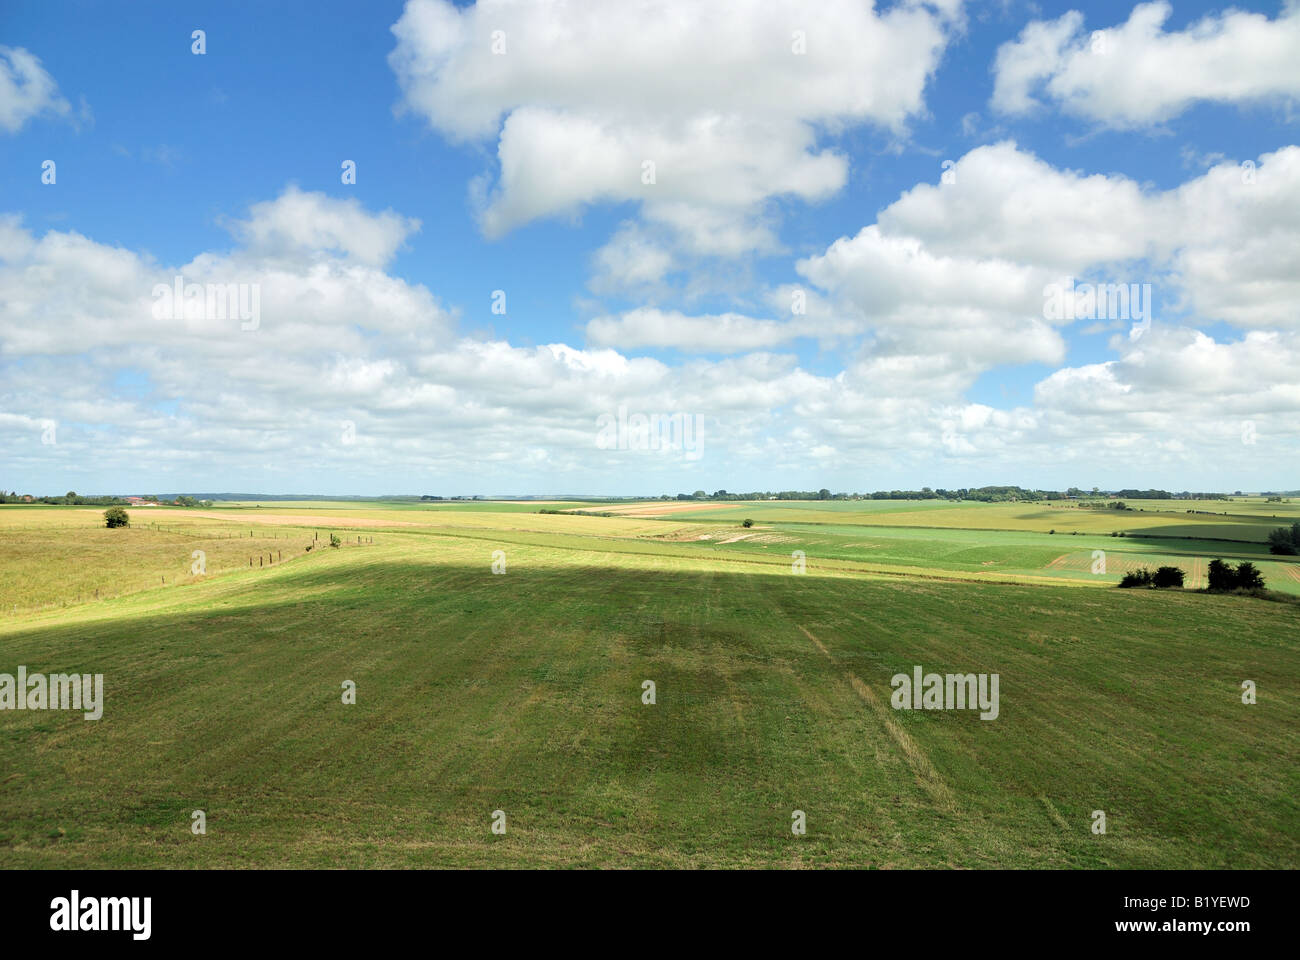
top-left (4, 150), bottom-right (1299, 492)
top-left (588, 223), bottom-right (677, 296)
top-left (231, 186), bottom-right (422, 267)
top-left (855, 140), bottom-right (1300, 331)
top-left (992, 2), bottom-right (1300, 128)
top-left (389, 0), bottom-right (963, 253)
top-left (0, 46), bottom-right (71, 134)
top-left (586, 308), bottom-right (797, 353)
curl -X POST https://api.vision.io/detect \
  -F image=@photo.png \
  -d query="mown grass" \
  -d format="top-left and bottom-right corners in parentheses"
top-left (0, 519), bottom-right (1295, 868)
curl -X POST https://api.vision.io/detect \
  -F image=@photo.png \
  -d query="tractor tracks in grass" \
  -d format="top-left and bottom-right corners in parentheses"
top-left (795, 624), bottom-right (956, 812)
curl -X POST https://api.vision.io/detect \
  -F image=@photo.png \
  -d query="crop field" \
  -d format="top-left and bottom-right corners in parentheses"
top-left (610, 497), bottom-right (1299, 543)
top-left (0, 499), bottom-right (1297, 868)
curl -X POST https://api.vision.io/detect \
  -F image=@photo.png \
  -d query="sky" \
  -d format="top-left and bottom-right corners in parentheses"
top-left (1, 0), bottom-right (1298, 496)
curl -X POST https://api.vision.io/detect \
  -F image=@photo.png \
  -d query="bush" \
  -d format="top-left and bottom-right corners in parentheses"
top-left (1119, 568), bottom-right (1152, 588)
top-left (103, 506), bottom-right (129, 528)
top-left (329, 533), bottom-right (341, 548)
top-left (742, 518), bottom-right (754, 528)
top-left (1207, 558), bottom-right (1267, 591)
top-left (1118, 566), bottom-right (1185, 589)
top-left (1152, 566), bottom-right (1185, 588)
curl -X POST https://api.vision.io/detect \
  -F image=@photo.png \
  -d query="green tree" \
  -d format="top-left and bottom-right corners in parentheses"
top-left (1207, 559), bottom-right (1235, 591)
top-left (1207, 558), bottom-right (1267, 591)
top-left (103, 506), bottom-right (130, 529)
top-left (1235, 561), bottom-right (1265, 590)
top-left (1266, 524), bottom-right (1300, 555)
top-left (1152, 566), bottom-right (1185, 588)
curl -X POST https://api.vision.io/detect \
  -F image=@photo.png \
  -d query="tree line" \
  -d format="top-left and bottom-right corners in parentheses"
top-left (1, 491), bottom-right (211, 507)
top-left (651, 486), bottom-right (1237, 503)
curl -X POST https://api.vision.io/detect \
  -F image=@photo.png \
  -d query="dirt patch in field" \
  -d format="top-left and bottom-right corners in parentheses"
top-left (143, 509), bottom-right (425, 529)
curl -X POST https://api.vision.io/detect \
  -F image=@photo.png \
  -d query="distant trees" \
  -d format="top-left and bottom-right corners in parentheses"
top-left (0, 490), bottom-right (126, 505)
top-left (1266, 523), bottom-right (1300, 555)
top-left (103, 507), bottom-right (129, 528)
top-left (1207, 559), bottom-right (1266, 591)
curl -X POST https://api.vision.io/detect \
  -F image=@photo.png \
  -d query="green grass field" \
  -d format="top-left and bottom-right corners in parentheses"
top-left (1, 500), bottom-right (1296, 868)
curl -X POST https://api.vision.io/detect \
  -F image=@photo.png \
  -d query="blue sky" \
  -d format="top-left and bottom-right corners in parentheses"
top-left (2, 0), bottom-right (1298, 495)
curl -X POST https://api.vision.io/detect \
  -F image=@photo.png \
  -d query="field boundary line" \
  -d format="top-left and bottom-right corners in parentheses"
top-left (796, 625), bottom-right (957, 812)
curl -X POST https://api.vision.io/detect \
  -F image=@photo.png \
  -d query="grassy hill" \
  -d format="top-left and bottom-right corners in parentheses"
top-left (1, 501), bottom-right (1296, 867)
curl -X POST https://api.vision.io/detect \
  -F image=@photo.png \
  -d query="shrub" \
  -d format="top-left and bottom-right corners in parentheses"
top-left (1152, 566), bottom-right (1185, 588)
top-left (1119, 568), bottom-right (1152, 588)
top-left (329, 533), bottom-right (341, 548)
top-left (103, 506), bottom-right (130, 528)
top-left (1207, 558), bottom-right (1267, 591)
top-left (742, 518), bottom-right (754, 528)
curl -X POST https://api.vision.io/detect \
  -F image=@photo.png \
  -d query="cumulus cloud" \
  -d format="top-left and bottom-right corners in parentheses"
top-left (4, 151), bottom-right (1299, 493)
top-left (389, 0), bottom-right (962, 255)
top-left (0, 46), bottom-right (71, 134)
top-left (842, 140), bottom-right (1300, 331)
top-left (231, 186), bottom-right (422, 267)
top-left (588, 223), bottom-right (677, 296)
top-left (991, 1), bottom-right (1300, 128)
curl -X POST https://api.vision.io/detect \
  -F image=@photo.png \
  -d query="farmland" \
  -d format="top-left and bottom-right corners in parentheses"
top-left (0, 498), bottom-right (1297, 868)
